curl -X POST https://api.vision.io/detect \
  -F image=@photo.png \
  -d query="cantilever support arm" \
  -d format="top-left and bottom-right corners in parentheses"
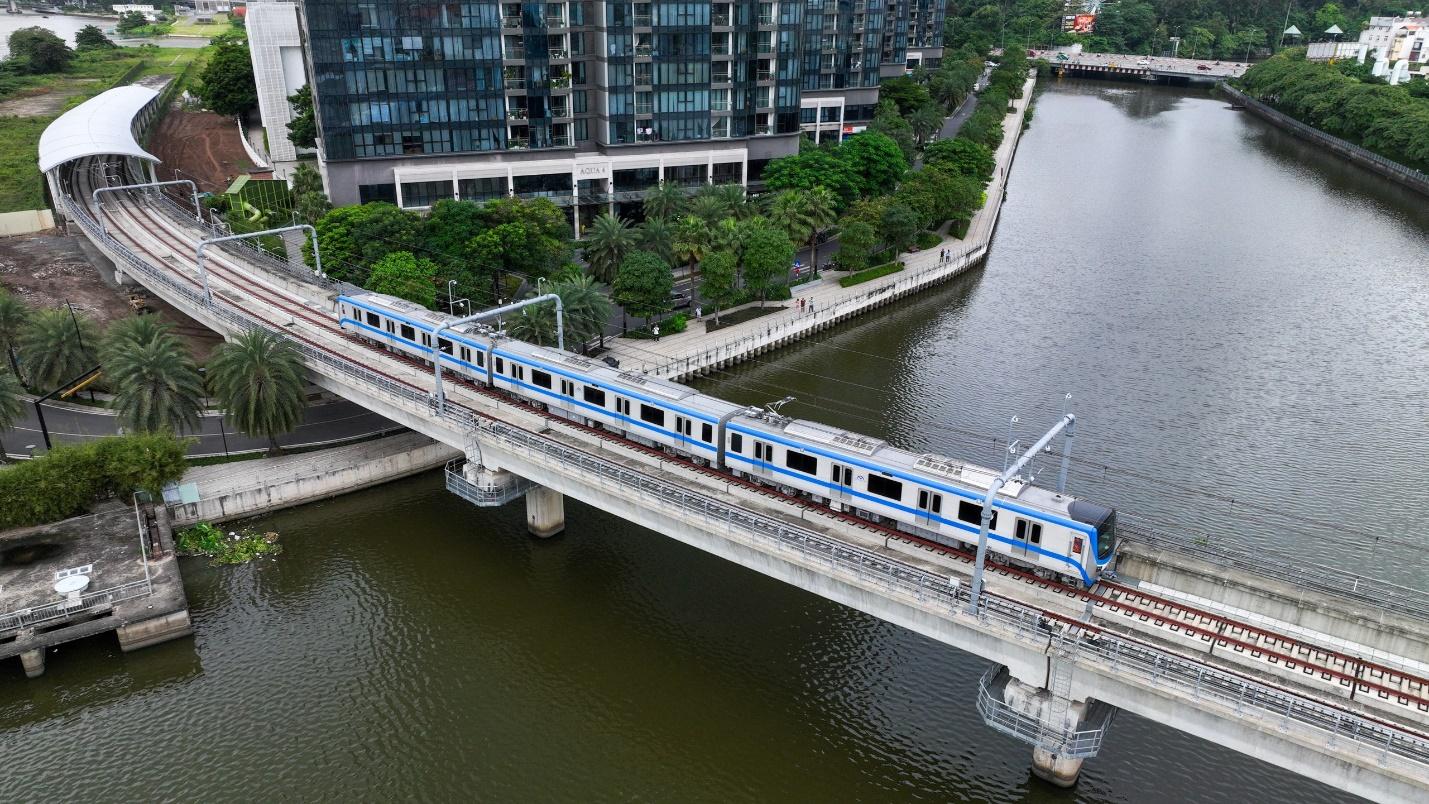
top-left (195, 224), bottom-right (322, 305)
top-left (967, 412), bottom-right (1076, 613)
top-left (432, 293), bottom-right (564, 409)
top-left (92, 179), bottom-right (200, 236)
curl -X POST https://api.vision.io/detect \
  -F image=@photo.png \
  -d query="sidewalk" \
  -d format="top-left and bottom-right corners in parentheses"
top-left (603, 71), bottom-right (1038, 378)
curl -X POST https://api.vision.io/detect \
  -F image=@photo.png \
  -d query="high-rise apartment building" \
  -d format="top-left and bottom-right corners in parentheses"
top-left (252, 0), bottom-right (943, 227)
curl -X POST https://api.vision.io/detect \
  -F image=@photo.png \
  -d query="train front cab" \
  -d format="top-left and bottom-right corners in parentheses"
top-left (1068, 500), bottom-right (1118, 580)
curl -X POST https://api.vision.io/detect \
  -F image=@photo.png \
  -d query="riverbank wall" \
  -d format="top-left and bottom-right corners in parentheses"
top-left (1219, 84), bottom-right (1429, 198)
top-left (606, 72), bottom-right (1039, 381)
top-left (167, 432), bottom-right (459, 526)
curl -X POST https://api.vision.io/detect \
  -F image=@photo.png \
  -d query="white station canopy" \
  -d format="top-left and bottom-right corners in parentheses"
top-left (38, 85), bottom-right (161, 174)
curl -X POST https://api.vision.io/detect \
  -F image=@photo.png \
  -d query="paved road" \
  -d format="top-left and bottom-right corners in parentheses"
top-left (1, 396), bottom-right (400, 458)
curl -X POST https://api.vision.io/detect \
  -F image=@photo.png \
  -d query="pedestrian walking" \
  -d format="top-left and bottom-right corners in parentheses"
top-left (695, 305), bottom-right (702, 319)
top-left (653, 324), bottom-right (660, 341)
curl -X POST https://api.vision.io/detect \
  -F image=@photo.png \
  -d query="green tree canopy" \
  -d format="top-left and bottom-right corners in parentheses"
top-left (879, 76), bottom-right (934, 116)
top-left (0, 368), bottom-right (21, 461)
top-left (19, 307), bottom-right (96, 391)
top-left (207, 329), bottom-right (306, 455)
top-left (641, 182), bottom-right (686, 220)
top-left (0, 289), bottom-right (30, 379)
top-left (924, 137), bottom-right (996, 184)
top-left (880, 202), bottom-right (921, 255)
top-left (613, 251), bottom-right (674, 322)
top-left (286, 85), bottom-right (317, 149)
top-left (582, 213), bottom-right (637, 283)
top-left (836, 221), bottom-right (877, 273)
top-left (314, 202), bottom-right (420, 283)
top-left (637, 215), bottom-right (676, 266)
top-left (196, 36), bottom-right (258, 115)
top-left (74, 25), bottom-right (115, 51)
top-left (838, 131), bottom-right (908, 199)
top-left (366, 251), bottom-right (439, 307)
top-left (116, 11), bottom-right (149, 34)
top-left (869, 100), bottom-right (917, 164)
top-left (739, 218), bottom-right (794, 305)
top-left (101, 316), bottom-right (204, 434)
top-left (698, 249), bottom-right (741, 324)
top-left (8, 27), bottom-right (72, 74)
top-left (761, 146), bottom-right (860, 207)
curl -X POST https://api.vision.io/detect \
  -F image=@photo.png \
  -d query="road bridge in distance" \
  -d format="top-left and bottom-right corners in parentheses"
top-left (32, 87), bottom-right (1429, 803)
top-left (1030, 49), bottom-right (1249, 84)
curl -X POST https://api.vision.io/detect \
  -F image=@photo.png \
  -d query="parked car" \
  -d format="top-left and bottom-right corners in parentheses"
top-left (669, 291), bottom-right (692, 309)
top-left (1197, 64), bottom-right (1212, 71)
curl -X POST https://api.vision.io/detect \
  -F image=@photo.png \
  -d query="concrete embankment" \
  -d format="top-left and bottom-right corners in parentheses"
top-left (167, 432), bottom-right (460, 526)
top-left (1219, 83), bottom-right (1429, 198)
top-left (605, 71), bottom-right (1039, 381)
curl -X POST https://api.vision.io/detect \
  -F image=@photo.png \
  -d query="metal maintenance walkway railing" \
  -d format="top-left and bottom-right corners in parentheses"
top-left (63, 189), bottom-right (1429, 779)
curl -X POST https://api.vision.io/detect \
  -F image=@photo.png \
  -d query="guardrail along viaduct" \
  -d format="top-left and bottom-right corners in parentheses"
top-left (34, 87), bottom-right (1429, 803)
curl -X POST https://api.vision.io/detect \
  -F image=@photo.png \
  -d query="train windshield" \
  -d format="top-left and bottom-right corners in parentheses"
top-left (1068, 501), bottom-right (1118, 562)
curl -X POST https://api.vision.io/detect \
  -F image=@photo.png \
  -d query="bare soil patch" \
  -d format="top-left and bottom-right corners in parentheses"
top-left (148, 107), bottom-right (258, 192)
top-left (0, 79), bottom-right (101, 118)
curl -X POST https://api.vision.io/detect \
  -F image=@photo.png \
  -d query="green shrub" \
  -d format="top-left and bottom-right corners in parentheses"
top-left (951, 219), bottom-right (971, 239)
top-left (178, 521), bottom-right (282, 565)
top-left (839, 261), bottom-right (905, 288)
top-left (0, 433), bottom-right (189, 530)
top-left (915, 230), bottom-right (942, 250)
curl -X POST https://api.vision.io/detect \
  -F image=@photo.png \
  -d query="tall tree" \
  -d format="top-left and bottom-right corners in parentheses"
top-left (803, 186), bottom-right (839, 274)
top-left (699, 250), bottom-right (741, 324)
top-left (207, 330), bottom-right (306, 455)
top-left (641, 182), bottom-right (686, 220)
top-left (761, 147), bottom-right (861, 207)
top-left (286, 85), bottom-right (317, 149)
top-left (880, 201), bottom-right (921, 255)
top-left (102, 317), bottom-right (204, 434)
top-left (869, 100), bottom-right (917, 164)
top-left (612, 251), bottom-right (674, 326)
top-left (839, 131), bottom-right (909, 199)
top-left (196, 35), bottom-right (258, 115)
top-left (767, 190), bottom-right (814, 250)
top-left (19, 307), bottom-right (96, 391)
top-left (637, 215), bottom-right (676, 266)
top-left (0, 368), bottom-right (21, 462)
top-left (74, 25), bottom-right (114, 51)
top-left (836, 221), bottom-right (877, 273)
top-left (314, 202), bottom-right (420, 283)
top-left (710, 183), bottom-right (753, 220)
top-left (0, 290), bottom-right (30, 380)
top-left (8, 27), bottom-right (71, 74)
top-left (553, 271), bottom-right (613, 349)
top-left (673, 215), bottom-right (712, 282)
top-left (924, 138), bottom-right (996, 184)
top-left (688, 194), bottom-right (730, 226)
top-left (740, 219), bottom-right (794, 306)
top-left (582, 213), bottom-right (637, 283)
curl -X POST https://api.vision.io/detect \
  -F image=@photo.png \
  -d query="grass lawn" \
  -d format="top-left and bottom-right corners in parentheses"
top-left (166, 14), bottom-right (230, 37)
top-left (705, 304), bottom-right (785, 332)
top-left (0, 47), bottom-right (203, 213)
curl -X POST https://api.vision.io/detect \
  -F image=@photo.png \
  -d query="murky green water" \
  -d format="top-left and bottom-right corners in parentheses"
top-left (7, 78), bottom-right (1425, 802)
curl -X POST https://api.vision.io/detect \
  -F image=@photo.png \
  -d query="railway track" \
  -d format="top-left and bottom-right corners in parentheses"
top-left (83, 173), bottom-right (1429, 730)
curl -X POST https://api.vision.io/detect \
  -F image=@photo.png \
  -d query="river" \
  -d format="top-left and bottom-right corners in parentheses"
top-left (3, 78), bottom-right (1426, 802)
top-left (0, 11), bottom-right (209, 57)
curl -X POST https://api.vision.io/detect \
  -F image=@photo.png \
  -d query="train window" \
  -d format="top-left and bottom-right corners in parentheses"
top-left (701, 423), bottom-right (712, 442)
top-left (459, 347), bottom-right (470, 362)
top-left (639, 404), bottom-right (665, 426)
top-left (438, 338), bottom-right (453, 355)
top-left (617, 398), bottom-right (631, 416)
top-left (730, 433), bottom-right (743, 453)
top-left (365, 311), bottom-right (380, 327)
top-left (918, 490), bottom-right (942, 514)
top-left (421, 333), bottom-right (431, 347)
top-left (583, 386), bottom-right (606, 406)
top-left (867, 474), bottom-right (903, 500)
top-left (560, 379), bottom-right (574, 395)
top-left (831, 464), bottom-right (852, 486)
top-left (401, 324), bottom-right (415, 341)
top-left (386, 321), bottom-right (395, 333)
top-left (532, 369), bottom-right (553, 389)
top-left (785, 449), bottom-right (817, 474)
top-left (513, 365), bottom-right (525, 381)
top-left (958, 500), bottom-right (998, 529)
top-left (1030, 523), bottom-right (1041, 544)
top-left (1015, 519), bottom-right (1028, 541)
top-left (474, 352), bottom-right (484, 368)
top-left (675, 416), bottom-right (692, 436)
top-left (495, 357), bottom-right (505, 373)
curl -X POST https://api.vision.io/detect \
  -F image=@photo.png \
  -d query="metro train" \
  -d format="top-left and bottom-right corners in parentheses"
top-left (336, 291), bottom-right (1119, 585)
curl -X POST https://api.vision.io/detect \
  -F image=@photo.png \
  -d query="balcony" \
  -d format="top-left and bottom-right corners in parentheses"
top-left (712, 13), bottom-right (730, 25)
top-left (758, 43), bottom-right (774, 54)
top-left (551, 133), bottom-right (573, 147)
top-left (712, 70), bottom-right (731, 83)
top-left (548, 75), bottom-right (571, 89)
top-left (755, 123), bottom-right (772, 135)
top-left (508, 137), bottom-right (530, 150)
top-left (633, 14), bottom-right (651, 26)
top-left (548, 48), bottom-right (569, 59)
top-left (545, 14), bottom-right (566, 27)
top-left (504, 46), bottom-right (525, 59)
top-left (758, 15), bottom-right (773, 25)
top-left (504, 77), bottom-right (527, 89)
top-left (508, 107), bottom-right (528, 120)
top-left (635, 44), bottom-right (653, 57)
top-left (634, 102), bottom-right (653, 115)
top-left (756, 70), bottom-right (773, 81)
top-left (710, 99), bottom-right (730, 111)
top-left (502, 15), bottom-right (522, 28)
top-left (550, 104), bottom-right (570, 118)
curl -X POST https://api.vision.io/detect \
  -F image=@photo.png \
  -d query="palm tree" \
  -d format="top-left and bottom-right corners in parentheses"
top-left (688, 193), bottom-right (729, 227)
top-left (673, 215), bottom-right (712, 283)
top-left (768, 190), bottom-right (815, 250)
top-left (0, 290), bottom-right (29, 380)
top-left (554, 271), bottom-right (613, 350)
top-left (581, 213), bottom-right (637, 283)
top-left (19, 307), bottom-right (97, 391)
top-left (641, 181), bottom-right (686, 220)
top-left (206, 329), bottom-right (306, 455)
top-left (506, 304), bottom-right (559, 347)
top-left (637, 215), bottom-right (676, 266)
top-left (710, 217), bottom-right (742, 257)
top-left (711, 183), bottom-right (752, 220)
top-left (0, 368), bottom-right (21, 462)
top-left (102, 316), bottom-right (204, 433)
top-left (804, 185), bottom-right (840, 275)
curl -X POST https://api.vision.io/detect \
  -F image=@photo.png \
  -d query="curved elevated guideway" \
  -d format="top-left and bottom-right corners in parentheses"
top-left (35, 88), bottom-right (1429, 803)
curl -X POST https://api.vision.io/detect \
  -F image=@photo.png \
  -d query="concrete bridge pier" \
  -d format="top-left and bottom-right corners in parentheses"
top-left (19, 647), bottom-right (44, 678)
top-left (978, 663), bottom-right (1113, 789)
top-left (525, 485), bottom-right (565, 538)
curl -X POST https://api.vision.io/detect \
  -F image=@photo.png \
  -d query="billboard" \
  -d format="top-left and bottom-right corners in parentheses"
top-left (1072, 14), bottom-right (1096, 34)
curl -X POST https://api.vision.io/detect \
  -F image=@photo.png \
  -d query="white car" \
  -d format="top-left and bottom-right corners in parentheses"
top-left (1137, 59), bottom-right (1151, 65)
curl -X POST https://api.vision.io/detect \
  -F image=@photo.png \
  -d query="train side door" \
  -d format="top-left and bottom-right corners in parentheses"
top-left (830, 462), bottom-right (853, 500)
top-left (1013, 518), bottom-right (1041, 558)
top-left (916, 489), bottom-right (942, 527)
top-left (752, 440), bottom-right (773, 478)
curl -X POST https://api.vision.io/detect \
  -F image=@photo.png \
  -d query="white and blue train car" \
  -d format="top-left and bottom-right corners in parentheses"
top-left (335, 291), bottom-right (1118, 586)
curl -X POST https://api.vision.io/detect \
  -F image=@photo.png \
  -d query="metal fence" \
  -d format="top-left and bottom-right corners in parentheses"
top-left (976, 665), bottom-right (1112, 758)
top-left (0, 578), bottom-right (153, 635)
top-left (62, 191), bottom-right (1429, 775)
top-left (445, 458), bottom-right (536, 506)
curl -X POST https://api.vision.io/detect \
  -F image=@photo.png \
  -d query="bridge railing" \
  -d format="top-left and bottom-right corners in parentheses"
top-left (467, 412), bottom-right (1429, 771)
top-left (63, 191), bottom-right (1429, 773)
top-left (0, 578), bottom-right (152, 636)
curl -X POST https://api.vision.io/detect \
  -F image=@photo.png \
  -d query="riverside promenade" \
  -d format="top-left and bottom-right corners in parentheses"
top-left (602, 72), bottom-right (1038, 380)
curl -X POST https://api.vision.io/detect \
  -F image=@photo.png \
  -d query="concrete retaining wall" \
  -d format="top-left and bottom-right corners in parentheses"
top-left (0, 209), bottom-right (56, 236)
top-left (168, 434), bottom-right (459, 525)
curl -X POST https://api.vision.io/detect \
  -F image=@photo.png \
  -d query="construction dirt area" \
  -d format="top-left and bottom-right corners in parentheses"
top-left (147, 107), bottom-right (263, 192)
top-left (0, 231), bottom-right (223, 359)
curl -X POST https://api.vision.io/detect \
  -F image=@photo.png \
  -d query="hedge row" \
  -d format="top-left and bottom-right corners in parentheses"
top-left (839, 261), bottom-right (904, 288)
top-left (0, 433), bottom-right (188, 530)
